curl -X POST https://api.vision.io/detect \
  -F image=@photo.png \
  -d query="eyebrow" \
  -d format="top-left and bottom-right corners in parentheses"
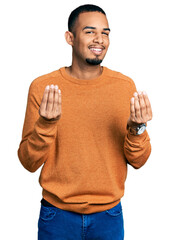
top-left (83, 26), bottom-right (111, 31)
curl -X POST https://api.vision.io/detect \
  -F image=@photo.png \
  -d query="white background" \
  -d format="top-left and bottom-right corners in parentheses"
top-left (1, 0), bottom-right (170, 239)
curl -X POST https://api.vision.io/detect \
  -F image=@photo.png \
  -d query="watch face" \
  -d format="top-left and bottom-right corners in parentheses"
top-left (137, 125), bottom-right (146, 135)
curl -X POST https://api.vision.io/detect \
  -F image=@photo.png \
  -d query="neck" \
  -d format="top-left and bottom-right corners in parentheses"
top-left (66, 58), bottom-right (103, 80)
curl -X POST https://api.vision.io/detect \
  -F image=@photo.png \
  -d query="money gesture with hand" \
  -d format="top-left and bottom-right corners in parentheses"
top-left (39, 84), bottom-right (62, 121)
top-left (127, 91), bottom-right (152, 127)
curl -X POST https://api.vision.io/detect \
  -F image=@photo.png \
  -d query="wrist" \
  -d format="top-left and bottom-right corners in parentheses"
top-left (127, 123), bottom-right (147, 135)
top-left (127, 119), bottom-right (147, 128)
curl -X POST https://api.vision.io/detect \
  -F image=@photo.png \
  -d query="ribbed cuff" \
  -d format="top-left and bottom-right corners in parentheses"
top-left (38, 116), bottom-right (59, 126)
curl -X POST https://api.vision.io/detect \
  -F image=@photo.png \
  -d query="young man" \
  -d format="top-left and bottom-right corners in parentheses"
top-left (18, 4), bottom-right (152, 240)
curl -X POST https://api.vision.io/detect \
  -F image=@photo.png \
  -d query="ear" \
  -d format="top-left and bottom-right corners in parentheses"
top-left (65, 31), bottom-right (74, 46)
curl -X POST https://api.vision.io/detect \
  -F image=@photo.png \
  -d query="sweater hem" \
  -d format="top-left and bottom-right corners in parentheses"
top-left (42, 190), bottom-right (121, 214)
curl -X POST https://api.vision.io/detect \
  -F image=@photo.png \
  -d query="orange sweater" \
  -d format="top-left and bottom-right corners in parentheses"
top-left (18, 67), bottom-right (151, 214)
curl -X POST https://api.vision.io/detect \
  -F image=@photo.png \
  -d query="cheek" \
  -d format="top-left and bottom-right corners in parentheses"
top-left (73, 39), bottom-right (82, 53)
top-left (104, 42), bottom-right (110, 54)
top-left (73, 41), bottom-right (88, 58)
top-left (105, 38), bottom-right (110, 48)
top-left (74, 37), bottom-right (87, 50)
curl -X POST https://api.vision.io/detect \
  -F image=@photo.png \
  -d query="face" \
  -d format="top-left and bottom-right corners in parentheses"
top-left (67, 11), bottom-right (110, 66)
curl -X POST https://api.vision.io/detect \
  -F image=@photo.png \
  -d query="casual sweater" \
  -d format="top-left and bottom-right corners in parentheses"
top-left (18, 66), bottom-right (151, 214)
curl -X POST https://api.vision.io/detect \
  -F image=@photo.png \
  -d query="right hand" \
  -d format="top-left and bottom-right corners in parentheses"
top-left (39, 84), bottom-right (62, 121)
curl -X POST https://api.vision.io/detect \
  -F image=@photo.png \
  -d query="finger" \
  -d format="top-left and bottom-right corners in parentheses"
top-left (134, 92), bottom-right (141, 120)
top-left (130, 97), bottom-right (135, 121)
top-left (138, 91), bottom-right (147, 120)
top-left (40, 85), bottom-right (49, 113)
top-left (143, 92), bottom-right (153, 118)
top-left (46, 85), bottom-right (55, 112)
top-left (58, 89), bottom-right (62, 115)
top-left (53, 85), bottom-right (59, 112)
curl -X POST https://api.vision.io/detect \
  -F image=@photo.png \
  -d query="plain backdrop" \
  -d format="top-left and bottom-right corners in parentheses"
top-left (1, 0), bottom-right (170, 239)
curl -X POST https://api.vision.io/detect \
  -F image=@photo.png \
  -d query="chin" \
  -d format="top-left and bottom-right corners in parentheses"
top-left (86, 58), bottom-right (103, 65)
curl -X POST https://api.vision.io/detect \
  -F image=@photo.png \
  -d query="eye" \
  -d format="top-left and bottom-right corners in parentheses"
top-left (86, 31), bottom-right (94, 34)
top-left (102, 32), bottom-right (109, 36)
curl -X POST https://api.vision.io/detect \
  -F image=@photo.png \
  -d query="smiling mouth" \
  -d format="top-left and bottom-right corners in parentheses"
top-left (89, 46), bottom-right (105, 55)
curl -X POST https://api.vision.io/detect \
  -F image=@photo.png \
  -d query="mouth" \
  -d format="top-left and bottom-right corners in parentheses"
top-left (88, 46), bottom-right (105, 56)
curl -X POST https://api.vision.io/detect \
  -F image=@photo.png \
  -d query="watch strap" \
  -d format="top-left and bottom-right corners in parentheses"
top-left (128, 123), bottom-right (146, 135)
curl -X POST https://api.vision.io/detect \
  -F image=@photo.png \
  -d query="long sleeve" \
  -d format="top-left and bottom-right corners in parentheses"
top-left (124, 130), bottom-right (151, 169)
top-left (17, 67), bottom-right (152, 214)
top-left (18, 81), bottom-right (58, 173)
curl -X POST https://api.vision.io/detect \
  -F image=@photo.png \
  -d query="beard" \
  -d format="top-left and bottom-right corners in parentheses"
top-left (86, 58), bottom-right (103, 65)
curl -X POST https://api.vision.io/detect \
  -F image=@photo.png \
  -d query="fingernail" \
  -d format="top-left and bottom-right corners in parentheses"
top-left (143, 91), bottom-right (147, 95)
top-left (46, 85), bottom-right (49, 90)
top-left (55, 85), bottom-right (58, 90)
top-left (134, 92), bottom-right (138, 97)
top-left (50, 84), bottom-right (54, 88)
top-left (58, 89), bottom-right (61, 93)
top-left (131, 97), bottom-right (134, 103)
top-left (138, 91), bottom-right (142, 95)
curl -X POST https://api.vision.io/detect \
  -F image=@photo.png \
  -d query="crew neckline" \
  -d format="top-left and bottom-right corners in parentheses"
top-left (59, 66), bottom-right (107, 85)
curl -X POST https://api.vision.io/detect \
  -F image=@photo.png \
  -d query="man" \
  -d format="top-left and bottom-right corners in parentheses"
top-left (18, 4), bottom-right (152, 240)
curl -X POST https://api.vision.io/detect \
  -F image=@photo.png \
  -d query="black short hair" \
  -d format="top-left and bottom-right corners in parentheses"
top-left (68, 4), bottom-right (106, 33)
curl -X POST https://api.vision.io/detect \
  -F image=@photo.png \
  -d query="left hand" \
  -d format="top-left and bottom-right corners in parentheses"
top-left (127, 91), bottom-right (153, 127)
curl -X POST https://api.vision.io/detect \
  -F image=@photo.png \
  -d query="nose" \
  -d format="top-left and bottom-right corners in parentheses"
top-left (93, 33), bottom-right (104, 44)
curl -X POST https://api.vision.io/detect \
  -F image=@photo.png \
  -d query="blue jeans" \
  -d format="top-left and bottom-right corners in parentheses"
top-left (38, 200), bottom-right (124, 240)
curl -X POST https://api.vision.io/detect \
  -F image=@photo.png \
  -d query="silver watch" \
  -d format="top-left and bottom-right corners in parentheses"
top-left (129, 123), bottom-right (146, 135)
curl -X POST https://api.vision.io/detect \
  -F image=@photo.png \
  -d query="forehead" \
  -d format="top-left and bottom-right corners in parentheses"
top-left (76, 11), bottom-right (109, 30)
